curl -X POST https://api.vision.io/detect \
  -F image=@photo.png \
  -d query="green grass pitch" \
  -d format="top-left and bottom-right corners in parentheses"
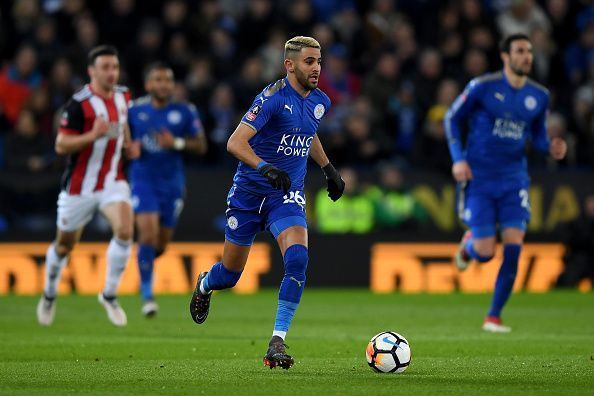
top-left (1, 290), bottom-right (593, 395)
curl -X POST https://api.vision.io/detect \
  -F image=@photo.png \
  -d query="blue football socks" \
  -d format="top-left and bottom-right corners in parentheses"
top-left (137, 244), bottom-right (156, 301)
top-left (488, 244), bottom-right (521, 318)
top-left (201, 261), bottom-right (242, 293)
top-left (274, 244), bottom-right (308, 339)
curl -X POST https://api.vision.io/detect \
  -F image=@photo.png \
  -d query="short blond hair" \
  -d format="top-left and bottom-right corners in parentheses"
top-left (284, 36), bottom-right (321, 58)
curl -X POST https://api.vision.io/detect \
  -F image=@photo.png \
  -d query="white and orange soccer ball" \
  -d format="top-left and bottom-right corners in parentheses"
top-left (365, 331), bottom-right (411, 373)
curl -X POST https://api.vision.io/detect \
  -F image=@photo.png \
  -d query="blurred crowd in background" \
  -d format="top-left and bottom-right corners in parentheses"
top-left (0, 0), bottom-right (593, 234)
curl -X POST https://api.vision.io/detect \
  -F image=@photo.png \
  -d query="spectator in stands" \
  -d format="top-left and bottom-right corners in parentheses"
top-left (236, 0), bottom-right (275, 60)
top-left (3, 108), bottom-right (53, 173)
top-left (330, 4), bottom-right (369, 72)
top-left (461, 48), bottom-right (489, 83)
top-left (0, 0), bottom-right (592, 237)
top-left (556, 194), bottom-right (594, 288)
top-left (67, 14), bottom-right (100, 76)
top-left (27, 87), bottom-right (54, 136)
top-left (365, 162), bottom-right (427, 231)
top-left (208, 82), bottom-right (235, 163)
top-left (209, 26), bottom-right (237, 79)
top-left (564, 20), bottom-right (594, 86)
top-left (231, 56), bottom-right (267, 111)
top-left (186, 57), bottom-right (215, 112)
top-left (125, 19), bottom-right (165, 92)
top-left (467, 26), bottom-right (499, 67)
top-left (439, 32), bottom-right (465, 79)
top-left (411, 48), bottom-right (443, 113)
top-left (162, 0), bottom-right (193, 43)
top-left (545, 0), bottom-right (575, 49)
top-left (0, 108), bottom-right (58, 229)
top-left (9, 0), bottom-right (41, 48)
top-left (33, 17), bottom-right (61, 74)
top-left (258, 28), bottom-right (287, 81)
top-left (0, 44), bottom-right (43, 125)
top-left (100, 0), bottom-right (138, 51)
top-left (47, 58), bottom-right (76, 113)
top-left (317, 44), bottom-right (360, 105)
top-left (365, 0), bottom-right (405, 49)
top-left (387, 21), bottom-right (417, 75)
top-left (388, 80), bottom-right (419, 161)
top-left (315, 167), bottom-right (374, 234)
top-left (166, 33), bottom-right (192, 79)
top-left (497, 0), bottom-right (551, 36)
top-left (339, 113), bottom-right (388, 165)
top-left (421, 78), bottom-right (459, 172)
top-left (362, 51), bottom-right (400, 125)
top-left (572, 84), bottom-right (594, 166)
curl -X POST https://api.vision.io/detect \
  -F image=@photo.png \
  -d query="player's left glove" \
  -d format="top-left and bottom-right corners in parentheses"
top-left (322, 163), bottom-right (345, 201)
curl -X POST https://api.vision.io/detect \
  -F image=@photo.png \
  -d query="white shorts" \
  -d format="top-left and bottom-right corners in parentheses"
top-left (56, 180), bottom-right (131, 232)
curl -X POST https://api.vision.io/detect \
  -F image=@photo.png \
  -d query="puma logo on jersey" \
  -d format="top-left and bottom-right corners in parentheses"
top-left (494, 92), bottom-right (505, 102)
top-left (290, 277), bottom-right (304, 287)
top-left (284, 104), bottom-right (293, 114)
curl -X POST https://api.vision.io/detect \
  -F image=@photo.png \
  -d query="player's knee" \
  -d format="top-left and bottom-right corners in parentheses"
top-left (114, 225), bottom-right (133, 242)
top-left (283, 244), bottom-right (308, 279)
top-left (138, 233), bottom-right (158, 247)
top-left (473, 245), bottom-right (495, 261)
top-left (55, 240), bottom-right (74, 256)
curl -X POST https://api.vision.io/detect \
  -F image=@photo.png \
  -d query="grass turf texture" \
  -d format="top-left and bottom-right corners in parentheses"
top-left (0, 291), bottom-right (592, 395)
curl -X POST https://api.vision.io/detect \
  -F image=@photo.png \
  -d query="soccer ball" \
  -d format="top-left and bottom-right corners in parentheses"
top-left (365, 331), bottom-right (411, 373)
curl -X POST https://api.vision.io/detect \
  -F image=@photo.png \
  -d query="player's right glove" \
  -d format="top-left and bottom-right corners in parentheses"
top-left (258, 163), bottom-right (291, 193)
top-left (322, 163), bottom-right (345, 201)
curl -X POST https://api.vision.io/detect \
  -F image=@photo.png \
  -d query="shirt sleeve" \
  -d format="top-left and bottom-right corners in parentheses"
top-left (444, 79), bottom-right (483, 163)
top-left (186, 104), bottom-right (204, 137)
top-left (127, 106), bottom-right (138, 139)
top-left (240, 94), bottom-right (280, 132)
top-left (58, 99), bottom-right (84, 135)
top-left (531, 95), bottom-right (550, 153)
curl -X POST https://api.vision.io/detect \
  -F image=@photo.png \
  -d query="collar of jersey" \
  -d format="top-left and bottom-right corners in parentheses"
top-left (284, 77), bottom-right (313, 100)
top-left (501, 70), bottom-right (526, 92)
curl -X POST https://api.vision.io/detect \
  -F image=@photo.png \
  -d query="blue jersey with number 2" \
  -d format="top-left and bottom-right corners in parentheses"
top-left (444, 71), bottom-right (550, 236)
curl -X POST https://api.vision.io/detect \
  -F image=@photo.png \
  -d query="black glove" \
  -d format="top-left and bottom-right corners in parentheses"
top-left (258, 163), bottom-right (291, 193)
top-left (322, 163), bottom-right (345, 201)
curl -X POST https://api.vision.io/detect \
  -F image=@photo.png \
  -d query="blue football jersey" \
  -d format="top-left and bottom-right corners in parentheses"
top-left (128, 97), bottom-right (203, 186)
top-left (233, 77), bottom-right (332, 195)
top-left (445, 71), bottom-right (550, 183)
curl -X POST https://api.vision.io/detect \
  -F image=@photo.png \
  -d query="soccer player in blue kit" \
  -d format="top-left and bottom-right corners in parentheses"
top-left (445, 34), bottom-right (567, 332)
top-left (189, 36), bottom-right (345, 369)
top-left (128, 63), bottom-right (207, 317)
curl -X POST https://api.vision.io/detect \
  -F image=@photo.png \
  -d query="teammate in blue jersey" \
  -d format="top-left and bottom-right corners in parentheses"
top-left (445, 34), bottom-right (567, 332)
top-left (189, 36), bottom-right (345, 369)
top-left (128, 62), bottom-right (207, 317)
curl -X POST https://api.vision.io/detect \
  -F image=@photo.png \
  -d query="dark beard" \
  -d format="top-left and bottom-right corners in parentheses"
top-left (295, 69), bottom-right (315, 91)
top-left (511, 65), bottom-right (529, 77)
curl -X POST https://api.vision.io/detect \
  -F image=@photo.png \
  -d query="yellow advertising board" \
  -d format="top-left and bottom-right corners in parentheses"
top-left (0, 242), bottom-right (587, 295)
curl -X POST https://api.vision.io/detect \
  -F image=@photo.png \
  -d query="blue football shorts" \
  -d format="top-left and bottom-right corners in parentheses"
top-left (458, 179), bottom-right (530, 238)
top-left (224, 184), bottom-right (307, 246)
top-left (131, 179), bottom-right (184, 228)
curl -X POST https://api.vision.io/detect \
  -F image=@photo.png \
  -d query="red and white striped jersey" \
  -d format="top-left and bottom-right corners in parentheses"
top-left (58, 84), bottom-right (131, 195)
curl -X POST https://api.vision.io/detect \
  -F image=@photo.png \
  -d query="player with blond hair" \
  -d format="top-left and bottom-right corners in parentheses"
top-left (189, 36), bottom-right (344, 369)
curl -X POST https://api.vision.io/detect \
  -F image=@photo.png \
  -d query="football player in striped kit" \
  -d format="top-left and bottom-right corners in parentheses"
top-left (37, 45), bottom-right (140, 327)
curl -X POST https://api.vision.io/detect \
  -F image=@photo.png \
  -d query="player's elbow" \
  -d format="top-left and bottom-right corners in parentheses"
top-left (55, 137), bottom-right (67, 155)
top-left (226, 135), bottom-right (237, 155)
